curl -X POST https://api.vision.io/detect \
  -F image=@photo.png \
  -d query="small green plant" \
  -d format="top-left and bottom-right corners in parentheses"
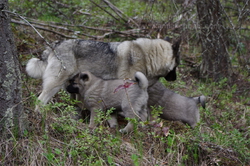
top-left (93, 107), bottom-right (115, 129)
top-left (131, 154), bottom-right (140, 166)
top-left (150, 105), bottom-right (163, 120)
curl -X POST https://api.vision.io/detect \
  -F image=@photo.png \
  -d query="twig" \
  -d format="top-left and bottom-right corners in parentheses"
top-left (11, 18), bottom-right (98, 39)
top-left (89, 0), bottom-right (120, 22)
top-left (103, 0), bottom-right (139, 27)
top-left (123, 79), bottom-right (142, 121)
top-left (2, 133), bottom-right (19, 162)
top-left (11, 19), bottom-right (76, 39)
top-left (11, 15), bottom-right (145, 39)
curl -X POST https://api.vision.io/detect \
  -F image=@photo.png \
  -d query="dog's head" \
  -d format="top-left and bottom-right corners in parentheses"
top-left (164, 37), bottom-right (181, 81)
top-left (66, 72), bottom-right (92, 94)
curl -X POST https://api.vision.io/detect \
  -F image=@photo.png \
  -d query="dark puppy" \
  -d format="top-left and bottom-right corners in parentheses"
top-left (148, 82), bottom-right (206, 127)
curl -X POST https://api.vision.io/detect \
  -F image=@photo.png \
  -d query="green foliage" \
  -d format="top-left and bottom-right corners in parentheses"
top-left (131, 154), bottom-right (140, 166)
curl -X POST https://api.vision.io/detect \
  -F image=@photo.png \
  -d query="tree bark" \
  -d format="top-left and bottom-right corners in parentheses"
top-left (0, 0), bottom-right (24, 137)
top-left (197, 0), bottom-right (232, 82)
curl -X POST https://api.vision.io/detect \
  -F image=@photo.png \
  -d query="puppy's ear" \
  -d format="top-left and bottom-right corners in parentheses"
top-left (69, 73), bottom-right (79, 84)
top-left (165, 67), bottom-right (176, 81)
top-left (80, 73), bottom-right (90, 82)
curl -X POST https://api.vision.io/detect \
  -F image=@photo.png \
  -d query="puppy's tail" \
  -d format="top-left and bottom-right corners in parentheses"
top-left (26, 58), bottom-right (47, 79)
top-left (135, 72), bottom-right (148, 90)
top-left (193, 95), bottom-right (206, 109)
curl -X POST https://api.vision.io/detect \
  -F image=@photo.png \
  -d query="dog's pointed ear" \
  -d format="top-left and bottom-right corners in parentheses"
top-left (165, 67), bottom-right (177, 81)
top-left (172, 38), bottom-right (181, 59)
top-left (164, 36), bottom-right (171, 42)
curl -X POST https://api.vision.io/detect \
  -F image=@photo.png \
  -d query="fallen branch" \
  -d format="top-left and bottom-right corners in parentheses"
top-left (11, 19), bottom-right (76, 39)
top-left (11, 18), bottom-right (146, 39)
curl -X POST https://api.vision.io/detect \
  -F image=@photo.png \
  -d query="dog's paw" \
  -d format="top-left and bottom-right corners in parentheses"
top-left (119, 128), bottom-right (128, 133)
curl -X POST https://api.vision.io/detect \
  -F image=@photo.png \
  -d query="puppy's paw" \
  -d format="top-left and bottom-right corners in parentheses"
top-left (119, 129), bottom-right (127, 133)
top-left (119, 128), bottom-right (127, 133)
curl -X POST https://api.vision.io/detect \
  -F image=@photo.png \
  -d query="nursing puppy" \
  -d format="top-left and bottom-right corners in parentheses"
top-left (148, 82), bottom-right (206, 128)
top-left (26, 38), bottom-right (180, 112)
top-left (66, 71), bottom-right (149, 133)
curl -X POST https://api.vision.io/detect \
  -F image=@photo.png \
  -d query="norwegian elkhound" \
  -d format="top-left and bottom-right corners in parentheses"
top-left (66, 71), bottom-right (149, 133)
top-left (148, 81), bottom-right (206, 127)
top-left (26, 38), bottom-right (180, 112)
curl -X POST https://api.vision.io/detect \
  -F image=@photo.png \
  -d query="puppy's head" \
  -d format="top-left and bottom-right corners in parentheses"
top-left (66, 72), bottom-right (91, 94)
top-left (66, 74), bottom-right (80, 94)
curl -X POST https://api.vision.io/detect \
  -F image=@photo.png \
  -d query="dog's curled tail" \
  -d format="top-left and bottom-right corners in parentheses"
top-left (135, 72), bottom-right (148, 90)
top-left (26, 58), bottom-right (47, 79)
top-left (193, 95), bottom-right (206, 109)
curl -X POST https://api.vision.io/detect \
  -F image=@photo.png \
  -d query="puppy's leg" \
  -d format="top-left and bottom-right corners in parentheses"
top-left (120, 106), bottom-right (148, 133)
top-left (139, 107), bottom-right (148, 122)
top-left (120, 121), bottom-right (134, 133)
top-left (89, 108), bottom-right (100, 128)
top-left (119, 106), bottom-right (138, 133)
top-left (107, 114), bottom-right (118, 128)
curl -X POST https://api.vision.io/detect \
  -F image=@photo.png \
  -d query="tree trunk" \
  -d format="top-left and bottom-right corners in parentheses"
top-left (197, 0), bottom-right (232, 82)
top-left (0, 0), bottom-right (24, 137)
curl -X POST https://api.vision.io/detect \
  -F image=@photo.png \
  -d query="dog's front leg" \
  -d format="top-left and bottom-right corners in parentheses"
top-left (88, 108), bottom-right (100, 128)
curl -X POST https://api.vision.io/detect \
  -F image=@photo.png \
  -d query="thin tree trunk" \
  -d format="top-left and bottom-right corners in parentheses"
top-left (0, 0), bottom-right (24, 137)
top-left (197, 0), bottom-right (232, 82)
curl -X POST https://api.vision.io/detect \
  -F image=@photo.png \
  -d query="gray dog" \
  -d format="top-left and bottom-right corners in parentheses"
top-left (148, 81), bottom-right (206, 127)
top-left (66, 71), bottom-right (149, 133)
top-left (26, 38), bottom-right (180, 112)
